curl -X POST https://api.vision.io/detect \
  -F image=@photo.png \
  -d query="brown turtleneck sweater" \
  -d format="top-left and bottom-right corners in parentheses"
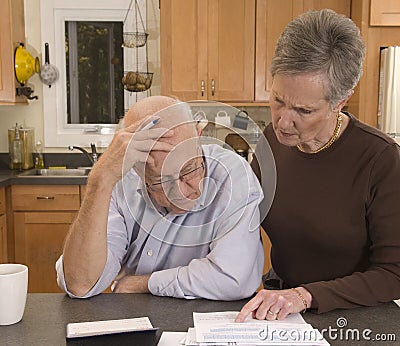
top-left (251, 113), bottom-right (400, 313)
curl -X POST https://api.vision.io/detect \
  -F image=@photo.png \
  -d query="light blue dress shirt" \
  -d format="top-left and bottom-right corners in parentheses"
top-left (56, 144), bottom-right (264, 300)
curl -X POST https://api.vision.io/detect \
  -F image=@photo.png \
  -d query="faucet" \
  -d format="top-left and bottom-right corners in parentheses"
top-left (68, 143), bottom-right (98, 166)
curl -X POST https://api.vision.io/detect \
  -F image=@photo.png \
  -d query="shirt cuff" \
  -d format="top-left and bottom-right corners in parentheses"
top-left (148, 267), bottom-right (196, 299)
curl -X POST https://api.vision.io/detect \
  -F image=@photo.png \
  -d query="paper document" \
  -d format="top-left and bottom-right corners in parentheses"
top-left (186, 327), bottom-right (266, 346)
top-left (66, 317), bottom-right (157, 338)
top-left (193, 312), bottom-right (329, 345)
top-left (193, 311), bottom-right (306, 325)
top-left (394, 299), bottom-right (400, 307)
top-left (157, 331), bottom-right (188, 346)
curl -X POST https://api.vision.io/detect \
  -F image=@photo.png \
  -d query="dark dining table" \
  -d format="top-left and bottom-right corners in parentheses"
top-left (1, 293), bottom-right (399, 346)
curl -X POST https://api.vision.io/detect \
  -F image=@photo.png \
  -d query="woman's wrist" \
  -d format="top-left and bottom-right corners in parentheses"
top-left (295, 286), bottom-right (313, 309)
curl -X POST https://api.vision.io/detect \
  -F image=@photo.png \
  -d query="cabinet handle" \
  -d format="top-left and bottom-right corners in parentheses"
top-left (36, 196), bottom-right (55, 200)
top-left (211, 79), bottom-right (215, 96)
top-left (201, 80), bottom-right (205, 96)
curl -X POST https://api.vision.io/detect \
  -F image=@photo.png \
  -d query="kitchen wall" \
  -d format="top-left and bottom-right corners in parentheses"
top-left (0, 0), bottom-right (161, 153)
top-left (0, 0), bottom-right (43, 153)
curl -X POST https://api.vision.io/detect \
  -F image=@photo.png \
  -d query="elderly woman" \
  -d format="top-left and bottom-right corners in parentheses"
top-left (236, 9), bottom-right (400, 321)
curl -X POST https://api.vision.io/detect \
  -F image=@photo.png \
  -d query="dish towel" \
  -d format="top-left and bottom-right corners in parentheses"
top-left (378, 46), bottom-right (400, 136)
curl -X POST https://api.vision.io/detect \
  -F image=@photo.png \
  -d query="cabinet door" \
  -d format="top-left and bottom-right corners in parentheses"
top-left (0, 0), bottom-right (26, 104)
top-left (0, 214), bottom-right (7, 263)
top-left (161, 0), bottom-right (208, 100)
top-left (14, 212), bottom-right (77, 292)
top-left (370, 0), bottom-right (400, 26)
top-left (255, 0), bottom-right (299, 101)
top-left (0, 188), bottom-right (6, 263)
top-left (161, 0), bottom-right (255, 102)
top-left (255, 0), bottom-right (351, 102)
top-left (207, 0), bottom-right (255, 102)
top-left (0, 187), bottom-right (5, 215)
top-left (302, 0), bottom-right (350, 16)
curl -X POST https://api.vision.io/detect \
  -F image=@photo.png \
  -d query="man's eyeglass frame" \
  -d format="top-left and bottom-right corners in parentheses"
top-left (145, 160), bottom-right (205, 192)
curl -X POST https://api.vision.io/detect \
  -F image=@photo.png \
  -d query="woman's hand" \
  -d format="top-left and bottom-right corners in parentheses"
top-left (235, 287), bottom-right (312, 322)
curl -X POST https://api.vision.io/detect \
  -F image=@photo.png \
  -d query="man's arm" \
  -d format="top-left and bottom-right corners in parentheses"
top-left (61, 169), bottom-right (114, 297)
top-left (111, 274), bottom-right (151, 293)
top-left (59, 123), bottom-right (174, 297)
top-left (148, 196), bottom-right (264, 300)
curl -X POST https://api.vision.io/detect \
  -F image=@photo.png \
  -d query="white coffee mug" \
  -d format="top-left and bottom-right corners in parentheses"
top-left (0, 263), bottom-right (28, 325)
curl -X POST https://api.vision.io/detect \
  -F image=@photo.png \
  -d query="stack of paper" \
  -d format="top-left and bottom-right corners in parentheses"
top-left (158, 311), bottom-right (330, 346)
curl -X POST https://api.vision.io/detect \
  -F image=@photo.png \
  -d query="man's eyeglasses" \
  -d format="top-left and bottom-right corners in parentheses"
top-left (145, 161), bottom-right (205, 192)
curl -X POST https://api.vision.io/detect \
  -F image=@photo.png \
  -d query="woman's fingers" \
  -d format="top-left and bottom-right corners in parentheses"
top-left (236, 289), bottom-right (302, 323)
top-left (255, 292), bottom-right (281, 321)
top-left (235, 290), bottom-right (268, 322)
top-left (276, 299), bottom-right (293, 320)
top-left (265, 295), bottom-right (291, 321)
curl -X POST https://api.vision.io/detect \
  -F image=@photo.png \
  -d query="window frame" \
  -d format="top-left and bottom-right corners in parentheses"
top-left (40, 0), bottom-right (143, 147)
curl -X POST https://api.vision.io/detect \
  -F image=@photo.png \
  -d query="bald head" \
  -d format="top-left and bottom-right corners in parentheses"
top-left (124, 97), bottom-right (203, 214)
top-left (124, 96), bottom-right (179, 126)
top-left (124, 95), bottom-right (201, 178)
top-left (123, 96), bottom-right (198, 145)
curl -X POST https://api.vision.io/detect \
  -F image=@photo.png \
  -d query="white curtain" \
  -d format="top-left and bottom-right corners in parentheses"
top-left (378, 46), bottom-right (400, 137)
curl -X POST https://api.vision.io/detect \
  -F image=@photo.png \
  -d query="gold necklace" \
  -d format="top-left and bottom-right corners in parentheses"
top-left (297, 113), bottom-right (343, 154)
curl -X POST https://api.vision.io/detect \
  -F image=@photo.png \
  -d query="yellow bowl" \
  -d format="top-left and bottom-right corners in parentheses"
top-left (14, 43), bottom-right (40, 85)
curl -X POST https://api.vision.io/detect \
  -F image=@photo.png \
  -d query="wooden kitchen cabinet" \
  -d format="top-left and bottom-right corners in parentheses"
top-left (0, 215), bottom-right (6, 263)
top-left (255, 0), bottom-right (351, 101)
top-left (12, 185), bottom-right (80, 292)
top-left (0, 188), bottom-right (7, 263)
top-left (161, 0), bottom-right (255, 102)
top-left (370, 0), bottom-right (400, 26)
top-left (350, 0), bottom-right (400, 127)
top-left (0, 0), bottom-right (27, 104)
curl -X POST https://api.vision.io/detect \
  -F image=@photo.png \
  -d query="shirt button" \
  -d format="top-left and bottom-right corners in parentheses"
top-left (147, 249), bottom-right (153, 256)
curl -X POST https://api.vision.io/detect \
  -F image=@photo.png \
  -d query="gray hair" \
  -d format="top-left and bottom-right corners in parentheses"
top-left (270, 9), bottom-right (366, 108)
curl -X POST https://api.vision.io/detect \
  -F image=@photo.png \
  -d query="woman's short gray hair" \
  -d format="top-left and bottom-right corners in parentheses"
top-left (270, 9), bottom-right (366, 107)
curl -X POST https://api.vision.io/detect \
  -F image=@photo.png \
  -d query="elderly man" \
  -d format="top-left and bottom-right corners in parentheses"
top-left (56, 96), bottom-right (263, 300)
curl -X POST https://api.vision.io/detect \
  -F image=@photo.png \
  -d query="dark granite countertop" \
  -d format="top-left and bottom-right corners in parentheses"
top-left (1, 293), bottom-right (399, 346)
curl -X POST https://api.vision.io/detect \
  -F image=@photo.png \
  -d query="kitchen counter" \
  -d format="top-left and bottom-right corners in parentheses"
top-left (1, 293), bottom-right (399, 346)
top-left (0, 169), bottom-right (88, 187)
top-left (0, 171), bottom-right (13, 187)
top-left (0, 152), bottom-right (96, 187)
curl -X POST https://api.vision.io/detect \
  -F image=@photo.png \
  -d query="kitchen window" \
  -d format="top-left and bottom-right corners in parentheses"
top-left (66, 21), bottom-right (124, 125)
top-left (40, 0), bottom-right (148, 147)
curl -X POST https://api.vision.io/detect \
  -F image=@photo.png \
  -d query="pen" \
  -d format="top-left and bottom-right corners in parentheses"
top-left (140, 118), bottom-right (159, 131)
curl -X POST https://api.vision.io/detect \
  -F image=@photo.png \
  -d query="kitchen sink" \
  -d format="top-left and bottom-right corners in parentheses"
top-left (17, 168), bottom-right (91, 177)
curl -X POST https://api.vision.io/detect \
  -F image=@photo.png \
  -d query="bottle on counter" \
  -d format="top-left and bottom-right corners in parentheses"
top-left (10, 123), bottom-right (23, 171)
top-left (34, 140), bottom-right (45, 169)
